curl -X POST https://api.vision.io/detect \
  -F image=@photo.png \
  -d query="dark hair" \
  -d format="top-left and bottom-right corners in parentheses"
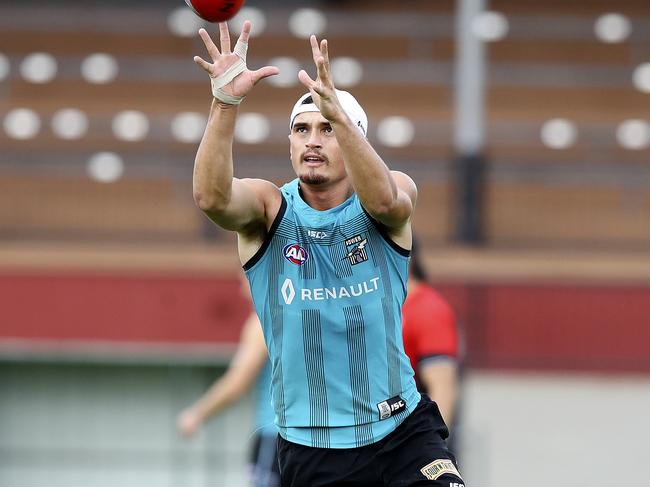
top-left (409, 236), bottom-right (428, 282)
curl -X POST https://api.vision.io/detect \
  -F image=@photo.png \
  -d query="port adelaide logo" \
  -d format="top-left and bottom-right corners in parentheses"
top-left (343, 235), bottom-right (368, 265)
top-left (283, 243), bottom-right (308, 266)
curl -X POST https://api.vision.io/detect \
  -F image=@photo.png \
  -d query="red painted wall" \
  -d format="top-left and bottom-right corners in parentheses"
top-left (438, 283), bottom-right (650, 372)
top-left (0, 272), bottom-right (250, 345)
top-left (1, 272), bottom-right (649, 372)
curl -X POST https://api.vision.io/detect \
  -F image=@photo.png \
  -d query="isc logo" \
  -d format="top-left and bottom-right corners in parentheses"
top-left (283, 243), bottom-right (308, 265)
top-left (377, 396), bottom-right (406, 420)
top-left (308, 230), bottom-right (328, 239)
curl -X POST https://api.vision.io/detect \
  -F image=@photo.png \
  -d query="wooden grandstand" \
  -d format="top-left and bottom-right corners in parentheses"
top-left (0, 0), bottom-right (649, 257)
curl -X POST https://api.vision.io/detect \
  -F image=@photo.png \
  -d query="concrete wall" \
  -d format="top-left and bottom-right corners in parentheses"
top-left (0, 362), bottom-right (253, 487)
top-left (3, 363), bottom-right (648, 487)
top-left (459, 371), bottom-right (650, 487)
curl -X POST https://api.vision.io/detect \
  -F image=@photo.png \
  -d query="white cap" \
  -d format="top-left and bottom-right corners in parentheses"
top-left (289, 89), bottom-right (368, 136)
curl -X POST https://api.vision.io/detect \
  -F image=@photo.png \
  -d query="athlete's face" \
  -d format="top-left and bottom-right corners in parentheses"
top-left (289, 112), bottom-right (346, 187)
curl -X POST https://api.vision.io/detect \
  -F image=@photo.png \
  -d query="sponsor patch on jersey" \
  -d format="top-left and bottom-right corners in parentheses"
top-left (281, 278), bottom-right (296, 305)
top-left (307, 229), bottom-right (328, 239)
top-left (283, 243), bottom-right (308, 265)
top-left (377, 395), bottom-right (406, 420)
top-left (420, 459), bottom-right (463, 482)
top-left (343, 234), bottom-right (368, 265)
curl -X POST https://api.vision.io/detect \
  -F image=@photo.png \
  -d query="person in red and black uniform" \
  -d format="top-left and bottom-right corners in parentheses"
top-left (402, 240), bottom-right (461, 451)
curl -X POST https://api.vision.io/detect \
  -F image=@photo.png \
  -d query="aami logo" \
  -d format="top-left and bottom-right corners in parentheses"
top-left (283, 243), bottom-right (308, 265)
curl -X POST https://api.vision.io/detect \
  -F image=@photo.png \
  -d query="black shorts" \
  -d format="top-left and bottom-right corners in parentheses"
top-left (277, 395), bottom-right (464, 487)
top-left (249, 432), bottom-right (281, 487)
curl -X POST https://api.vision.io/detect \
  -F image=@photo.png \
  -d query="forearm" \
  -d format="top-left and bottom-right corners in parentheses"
top-left (190, 371), bottom-right (247, 422)
top-left (332, 116), bottom-right (398, 214)
top-left (193, 100), bottom-right (239, 211)
top-left (191, 314), bottom-right (268, 423)
top-left (428, 380), bottom-right (458, 426)
top-left (420, 361), bottom-right (459, 426)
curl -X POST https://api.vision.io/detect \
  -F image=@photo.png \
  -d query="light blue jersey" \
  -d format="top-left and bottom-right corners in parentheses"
top-left (244, 179), bottom-right (420, 448)
top-left (253, 360), bottom-right (277, 437)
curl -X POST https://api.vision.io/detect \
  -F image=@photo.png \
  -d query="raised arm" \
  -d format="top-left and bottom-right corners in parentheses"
top-left (297, 36), bottom-right (417, 243)
top-left (192, 22), bottom-right (281, 254)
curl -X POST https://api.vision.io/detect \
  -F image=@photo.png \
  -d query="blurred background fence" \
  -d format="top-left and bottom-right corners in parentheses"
top-left (1, 0), bottom-right (649, 486)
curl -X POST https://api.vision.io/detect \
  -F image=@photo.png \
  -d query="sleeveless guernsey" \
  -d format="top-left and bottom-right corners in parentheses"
top-left (253, 360), bottom-right (277, 436)
top-left (244, 179), bottom-right (420, 448)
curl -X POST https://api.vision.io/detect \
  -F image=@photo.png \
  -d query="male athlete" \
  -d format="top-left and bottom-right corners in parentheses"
top-left (191, 20), bottom-right (464, 486)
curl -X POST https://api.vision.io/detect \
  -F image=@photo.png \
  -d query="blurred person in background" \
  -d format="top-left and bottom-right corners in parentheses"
top-left (191, 19), bottom-right (462, 487)
top-left (403, 238), bottom-right (461, 453)
top-left (177, 280), bottom-right (279, 487)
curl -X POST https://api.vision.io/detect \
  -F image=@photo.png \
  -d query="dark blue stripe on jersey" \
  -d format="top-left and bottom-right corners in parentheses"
top-left (338, 214), bottom-right (370, 247)
top-left (355, 424), bottom-right (374, 447)
top-left (343, 305), bottom-right (374, 447)
top-left (301, 309), bottom-right (330, 448)
top-left (269, 237), bottom-right (287, 427)
top-left (382, 296), bottom-right (401, 397)
top-left (367, 234), bottom-right (403, 422)
top-left (331, 241), bottom-right (353, 278)
top-left (243, 195), bottom-right (287, 271)
top-left (309, 427), bottom-right (330, 449)
top-left (301, 242), bottom-right (316, 280)
top-left (340, 212), bottom-right (370, 235)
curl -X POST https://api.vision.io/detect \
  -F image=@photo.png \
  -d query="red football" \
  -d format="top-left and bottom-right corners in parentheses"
top-left (185, 0), bottom-right (245, 23)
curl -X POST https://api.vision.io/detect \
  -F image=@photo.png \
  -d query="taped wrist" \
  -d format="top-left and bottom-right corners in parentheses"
top-left (211, 40), bottom-right (249, 105)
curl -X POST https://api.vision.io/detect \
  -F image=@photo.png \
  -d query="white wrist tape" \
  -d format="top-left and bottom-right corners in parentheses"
top-left (211, 40), bottom-right (249, 105)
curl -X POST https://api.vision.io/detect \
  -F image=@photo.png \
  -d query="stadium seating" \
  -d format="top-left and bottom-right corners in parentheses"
top-left (0, 0), bottom-right (648, 251)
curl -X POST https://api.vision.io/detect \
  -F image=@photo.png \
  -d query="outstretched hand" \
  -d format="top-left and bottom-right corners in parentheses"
top-left (194, 21), bottom-right (279, 102)
top-left (177, 407), bottom-right (202, 438)
top-left (298, 35), bottom-right (344, 123)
